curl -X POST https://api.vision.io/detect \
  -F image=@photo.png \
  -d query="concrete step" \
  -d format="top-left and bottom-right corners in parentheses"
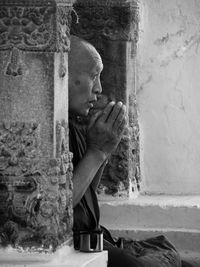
top-left (99, 194), bottom-right (200, 252)
top-left (0, 246), bottom-right (108, 267)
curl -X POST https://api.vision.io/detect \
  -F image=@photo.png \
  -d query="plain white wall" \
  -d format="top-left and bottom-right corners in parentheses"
top-left (137, 0), bottom-right (200, 194)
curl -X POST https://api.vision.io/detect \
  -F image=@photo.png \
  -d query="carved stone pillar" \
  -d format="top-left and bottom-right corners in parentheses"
top-left (71, 0), bottom-right (140, 197)
top-left (0, 0), bottom-right (74, 250)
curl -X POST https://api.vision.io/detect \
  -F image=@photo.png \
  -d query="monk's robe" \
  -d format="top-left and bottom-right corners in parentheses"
top-left (69, 117), bottom-right (181, 267)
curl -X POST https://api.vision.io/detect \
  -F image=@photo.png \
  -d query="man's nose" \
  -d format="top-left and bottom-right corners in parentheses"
top-left (93, 78), bottom-right (102, 95)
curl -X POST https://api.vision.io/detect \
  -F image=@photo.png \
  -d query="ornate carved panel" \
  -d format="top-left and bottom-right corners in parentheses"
top-left (0, 5), bottom-right (55, 51)
top-left (0, 121), bottom-right (73, 250)
top-left (0, 1), bottom-right (72, 52)
top-left (0, 0), bottom-right (73, 76)
top-left (71, 0), bottom-right (139, 54)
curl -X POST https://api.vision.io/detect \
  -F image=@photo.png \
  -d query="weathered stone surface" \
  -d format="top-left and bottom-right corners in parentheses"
top-left (0, 0), bottom-right (72, 52)
top-left (137, 0), bottom-right (200, 195)
top-left (0, 0), bottom-right (74, 251)
top-left (71, 0), bottom-right (140, 197)
top-left (0, 0), bottom-right (73, 78)
top-left (71, 0), bottom-right (139, 43)
top-left (0, 121), bottom-right (73, 249)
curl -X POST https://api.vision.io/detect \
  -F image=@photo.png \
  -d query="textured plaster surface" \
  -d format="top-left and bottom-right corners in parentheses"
top-left (137, 0), bottom-right (200, 194)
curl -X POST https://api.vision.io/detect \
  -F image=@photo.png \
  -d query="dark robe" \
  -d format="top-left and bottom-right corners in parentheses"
top-left (69, 117), bottom-right (183, 267)
top-left (69, 118), bottom-right (100, 249)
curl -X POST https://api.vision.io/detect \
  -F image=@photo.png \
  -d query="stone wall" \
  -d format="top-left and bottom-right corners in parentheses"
top-left (138, 0), bottom-right (200, 195)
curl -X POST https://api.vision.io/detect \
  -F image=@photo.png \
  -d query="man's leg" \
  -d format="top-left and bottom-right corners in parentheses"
top-left (107, 247), bottom-right (145, 267)
top-left (181, 260), bottom-right (195, 267)
top-left (122, 235), bottom-right (181, 267)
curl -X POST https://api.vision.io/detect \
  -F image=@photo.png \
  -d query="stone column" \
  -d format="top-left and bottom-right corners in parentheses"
top-left (0, 0), bottom-right (74, 250)
top-left (71, 0), bottom-right (140, 197)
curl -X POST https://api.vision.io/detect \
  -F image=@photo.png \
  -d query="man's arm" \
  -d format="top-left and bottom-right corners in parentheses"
top-left (72, 101), bottom-right (126, 207)
top-left (72, 147), bottom-right (106, 207)
top-left (91, 160), bottom-right (108, 192)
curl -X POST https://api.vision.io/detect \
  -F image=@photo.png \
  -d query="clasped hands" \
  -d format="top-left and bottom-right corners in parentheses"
top-left (87, 101), bottom-right (127, 159)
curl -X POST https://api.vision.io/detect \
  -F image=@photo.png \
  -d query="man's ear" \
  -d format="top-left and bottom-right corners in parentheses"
top-left (69, 71), bottom-right (81, 87)
top-left (75, 79), bottom-right (81, 86)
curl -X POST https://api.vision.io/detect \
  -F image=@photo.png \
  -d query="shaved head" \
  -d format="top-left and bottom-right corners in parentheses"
top-left (69, 35), bottom-right (103, 75)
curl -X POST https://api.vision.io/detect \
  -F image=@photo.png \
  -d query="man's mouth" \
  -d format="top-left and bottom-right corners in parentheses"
top-left (89, 95), bottom-right (109, 110)
top-left (88, 102), bottom-right (94, 108)
top-left (88, 100), bottom-right (97, 108)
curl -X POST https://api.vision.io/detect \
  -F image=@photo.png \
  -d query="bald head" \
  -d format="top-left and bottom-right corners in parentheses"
top-left (69, 35), bottom-right (103, 75)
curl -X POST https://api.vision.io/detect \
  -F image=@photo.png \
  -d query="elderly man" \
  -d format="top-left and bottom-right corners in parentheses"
top-left (68, 35), bottom-right (183, 267)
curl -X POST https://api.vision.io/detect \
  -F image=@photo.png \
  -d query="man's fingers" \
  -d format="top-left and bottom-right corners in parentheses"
top-left (88, 110), bottom-right (102, 128)
top-left (117, 117), bottom-right (126, 136)
top-left (99, 101), bottom-right (115, 122)
top-left (106, 101), bottom-right (124, 125)
top-left (113, 104), bottom-right (126, 131)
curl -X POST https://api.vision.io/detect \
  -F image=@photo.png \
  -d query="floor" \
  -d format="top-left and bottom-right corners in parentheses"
top-left (180, 251), bottom-right (200, 267)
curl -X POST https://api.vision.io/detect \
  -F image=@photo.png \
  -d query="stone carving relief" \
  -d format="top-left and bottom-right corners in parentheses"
top-left (0, 1), bottom-right (72, 77)
top-left (56, 6), bottom-right (72, 78)
top-left (56, 121), bottom-right (73, 231)
top-left (6, 47), bottom-right (23, 76)
top-left (0, 121), bottom-right (73, 250)
top-left (0, 5), bottom-right (54, 51)
top-left (71, 0), bottom-right (139, 54)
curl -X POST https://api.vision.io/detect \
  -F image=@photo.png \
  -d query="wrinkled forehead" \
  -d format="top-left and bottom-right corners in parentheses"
top-left (89, 51), bottom-right (103, 72)
top-left (70, 38), bottom-right (103, 73)
top-left (79, 44), bottom-right (103, 73)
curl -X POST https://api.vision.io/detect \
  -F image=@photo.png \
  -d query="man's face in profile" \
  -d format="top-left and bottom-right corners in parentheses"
top-left (69, 42), bottom-right (103, 117)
